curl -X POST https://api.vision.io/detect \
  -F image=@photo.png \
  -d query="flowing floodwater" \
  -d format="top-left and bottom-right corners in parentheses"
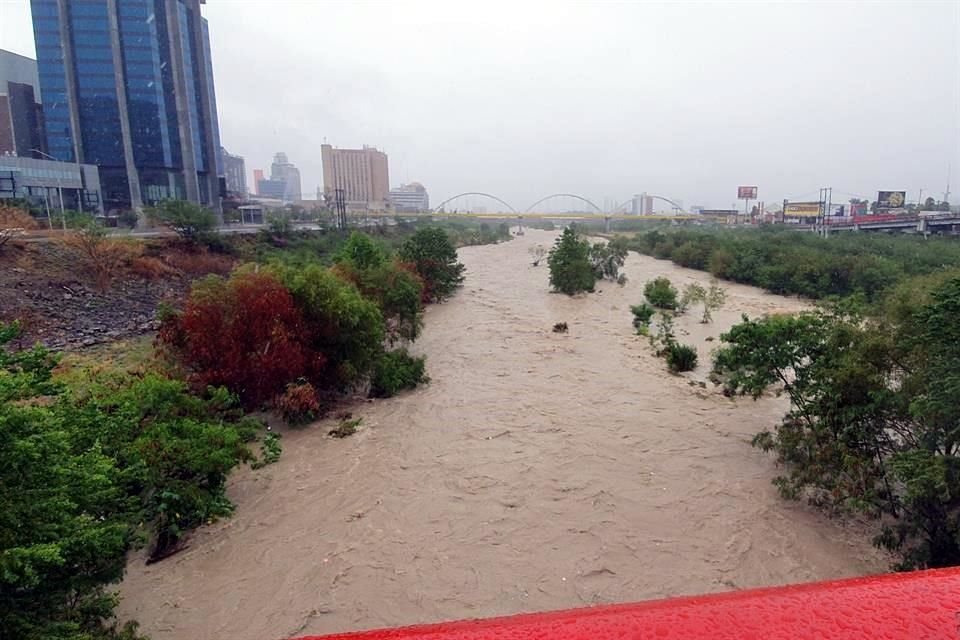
top-left (118, 230), bottom-right (886, 639)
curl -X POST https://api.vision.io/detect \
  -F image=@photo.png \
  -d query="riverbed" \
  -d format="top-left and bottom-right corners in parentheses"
top-left (118, 229), bottom-right (886, 639)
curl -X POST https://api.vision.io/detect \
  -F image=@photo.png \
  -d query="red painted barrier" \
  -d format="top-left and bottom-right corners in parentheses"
top-left (295, 568), bottom-right (960, 640)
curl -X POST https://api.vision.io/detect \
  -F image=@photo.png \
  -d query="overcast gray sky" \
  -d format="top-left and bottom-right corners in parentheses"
top-left (2, 0), bottom-right (959, 211)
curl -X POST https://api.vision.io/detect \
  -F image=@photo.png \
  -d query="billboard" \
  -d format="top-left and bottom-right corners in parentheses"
top-left (784, 202), bottom-right (821, 218)
top-left (877, 191), bottom-right (906, 209)
top-left (738, 186), bottom-right (758, 199)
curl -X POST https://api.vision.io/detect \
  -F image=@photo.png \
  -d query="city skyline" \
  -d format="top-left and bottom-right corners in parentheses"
top-left (2, 1), bottom-right (958, 210)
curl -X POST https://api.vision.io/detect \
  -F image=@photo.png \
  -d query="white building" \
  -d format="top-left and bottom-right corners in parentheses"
top-left (389, 182), bottom-right (429, 212)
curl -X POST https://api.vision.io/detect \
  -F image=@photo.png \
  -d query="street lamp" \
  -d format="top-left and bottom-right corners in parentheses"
top-left (30, 149), bottom-right (73, 231)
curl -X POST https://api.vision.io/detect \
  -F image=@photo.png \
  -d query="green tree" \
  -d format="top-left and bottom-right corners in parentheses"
top-left (589, 236), bottom-right (628, 281)
top-left (0, 324), bottom-right (139, 640)
top-left (712, 287), bottom-right (960, 570)
top-left (333, 231), bottom-right (389, 270)
top-left (644, 277), bottom-right (678, 309)
top-left (398, 227), bottom-right (466, 302)
top-left (277, 263), bottom-right (385, 387)
top-left (147, 200), bottom-right (217, 243)
top-left (547, 226), bottom-right (595, 295)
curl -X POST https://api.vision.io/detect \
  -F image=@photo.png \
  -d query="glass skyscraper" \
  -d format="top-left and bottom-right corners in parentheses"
top-left (30, 0), bottom-right (222, 213)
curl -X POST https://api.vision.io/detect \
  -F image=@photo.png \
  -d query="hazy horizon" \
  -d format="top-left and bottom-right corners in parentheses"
top-left (1, 0), bottom-right (958, 210)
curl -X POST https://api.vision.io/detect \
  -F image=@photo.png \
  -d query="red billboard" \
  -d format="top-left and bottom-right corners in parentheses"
top-left (738, 186), bottom-right (758, 199)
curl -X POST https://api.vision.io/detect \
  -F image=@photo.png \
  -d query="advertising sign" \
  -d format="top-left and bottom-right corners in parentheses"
top-left (784, 202), bottom-right (821, 218)
top-left (738, 186), bottom-right (758, 199)
top-left (877, 191), bottom-right (906, 209)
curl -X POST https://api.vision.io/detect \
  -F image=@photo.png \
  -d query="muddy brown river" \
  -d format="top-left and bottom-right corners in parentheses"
top-left (118, 230), bottom-right (887, 639)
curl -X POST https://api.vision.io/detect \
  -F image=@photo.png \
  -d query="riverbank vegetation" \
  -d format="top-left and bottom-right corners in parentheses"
top-left (633, 226), bottom-right (960, 570)
top-left (625, 226), bottom-right (960, 302)
top-left (0, 207), bottom-right (486, 639)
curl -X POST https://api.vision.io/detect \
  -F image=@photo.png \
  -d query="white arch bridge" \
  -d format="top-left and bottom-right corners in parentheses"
top-left (433, 192), bottom-right (686, 215)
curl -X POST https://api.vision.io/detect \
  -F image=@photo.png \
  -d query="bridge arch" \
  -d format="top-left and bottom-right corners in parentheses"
top-left (612, 195), bottom-right (687, 214)
top-left (434, 192), bottom-right (517, 214)
top-left (524, 193), bottom-right (603, 214)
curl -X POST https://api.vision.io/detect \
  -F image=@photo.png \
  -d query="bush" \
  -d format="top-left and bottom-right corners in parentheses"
top-left (333, 231), bottom-right (389, 270)
top-left (62, 223), bottom-right (143, 291)
top-left (644, 277), bottom-right (678, 309)
top-left (333, 232), bottom-right (424, 343)
top-left (159, 271), bottom-right (309, 407)
top-left (665, 342), bottom-right (698, 372)
top-left (552, 322), bottom-right (569, 333)
top-left (0, 203), bottom-right (37, 250)
top-left (548, 226), bottom-right (595, 295)
top-left (398, 227), bottom-right (466, 302)
top-left (590, 237), bottom-right (628, 281)
top-left (274, 381), bottom-right (322, 425)
top-left (0, 324), bottom-right (257, 637)
top-left (164, 248), bottom-right (235, 276)
top-left (369, 349), bottom-right (427, 398)
top-left (277, 263), bottom-right (385, 389)
top-left (147, 200), bottom-right (217, 244)
top-left (630, 303), bottom-right (656, 329)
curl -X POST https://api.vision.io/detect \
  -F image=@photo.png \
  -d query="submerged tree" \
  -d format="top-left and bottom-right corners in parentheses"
top-left (548, 226), bottom-right (595, 295)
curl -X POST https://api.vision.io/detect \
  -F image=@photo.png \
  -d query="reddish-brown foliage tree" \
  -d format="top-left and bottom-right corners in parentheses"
top-left (274, 381), bottom-right (322, 425)
top-left (160, 271), bottom-right (313, 407)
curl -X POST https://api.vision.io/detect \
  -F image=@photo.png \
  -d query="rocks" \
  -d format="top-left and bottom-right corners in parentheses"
top-left (1, 245), bottom-right (192, 351)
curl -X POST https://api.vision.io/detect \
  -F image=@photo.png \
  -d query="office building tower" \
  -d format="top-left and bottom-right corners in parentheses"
top-left (270, 151), bottom-right (301, 202)
top-left (30, 0), bottom-right (223, 213)
top-left (321, 144), bottom-right (389, 210)
top-left (0, 49), bottom-right (47, 158)
top-left (221, 146), bottom-right (246, 197)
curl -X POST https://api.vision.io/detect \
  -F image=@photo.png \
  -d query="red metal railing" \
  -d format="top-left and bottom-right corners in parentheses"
top-left (295, 568), bottom-right (960, 640)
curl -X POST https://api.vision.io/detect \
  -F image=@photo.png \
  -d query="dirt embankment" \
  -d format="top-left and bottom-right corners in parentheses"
top-left (116, 229), bottom-right (888, 640)
top-left (0, 240), bottom-right (232, 350)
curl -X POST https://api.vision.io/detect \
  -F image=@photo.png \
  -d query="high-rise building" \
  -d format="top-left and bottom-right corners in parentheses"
top-left (270, 151), bottom-right (301, 202)
top-left (30, 0), bottom-right (223, 213)
top-left (0, 49), bottom-right (47, 158)
top-left (252, 168), bottom-right (264, 194)
top-left (255, 177), bottom-right (285, 200)
top-left (321, 144), bottom-right (389, 210)
top-left (389, 182), bottom-right (429, 212)
top-left (221, 146), bottom-right (246, 197)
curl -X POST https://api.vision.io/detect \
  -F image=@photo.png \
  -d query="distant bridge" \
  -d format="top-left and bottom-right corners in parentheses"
top-left (434, 192), bottom-right (688, 215)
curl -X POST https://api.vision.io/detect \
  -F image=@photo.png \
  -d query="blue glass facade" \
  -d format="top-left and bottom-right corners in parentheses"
top-left (29, 0), bottom-right (221, 210)
top-left (32, 0), bottom-right (73, 162)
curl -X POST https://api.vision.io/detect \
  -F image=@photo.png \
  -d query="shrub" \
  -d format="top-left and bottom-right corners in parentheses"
top-left (165, 248), bottom-right (235, 276)
top-left (665, 342), bottom-right (698, 372)
top-left (548, 226), bottom-right (595, 295)
top-left (369, 349), bottom-right (427, 398)
top-left (329, 417), bottom-right (361, 438)
top-left (334, 231), bottom-right (389, 270)
top-left (678, 282), bottom-right (706, 313)
top-left (644, 277), bottom-right (678, 309)
top-left (159, 271), bottom-right (309, 407)
top-left (552, 322), bottom-right (569, 333)
top-left (62, 223), bottom-right (143, 291)
top-left (277, 263), bottom-right (385, 389)
top-left (274, 381), bottom-right (322, 425)
top-left (0, 326), bottom-right (257, 637)
top-left (147, 200), bottom-right (217, 244)
top-left (590, 237), bottom-right (628, 281)
top-left (0, 204), bottom-right (37, 250)
top-left (252, 432), bottom-right (282, 469)
top-left (130, 255), bottom-right (178, 281)
top-left (630, 303), bottom-right (656, 329)
top-left (333, 234), bottom-right (424, 343)
top-left (398, 227), bottom-right (466, 302)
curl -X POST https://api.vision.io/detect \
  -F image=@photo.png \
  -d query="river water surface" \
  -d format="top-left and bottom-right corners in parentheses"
top-left (118, 230), bottom-right (886, 639)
